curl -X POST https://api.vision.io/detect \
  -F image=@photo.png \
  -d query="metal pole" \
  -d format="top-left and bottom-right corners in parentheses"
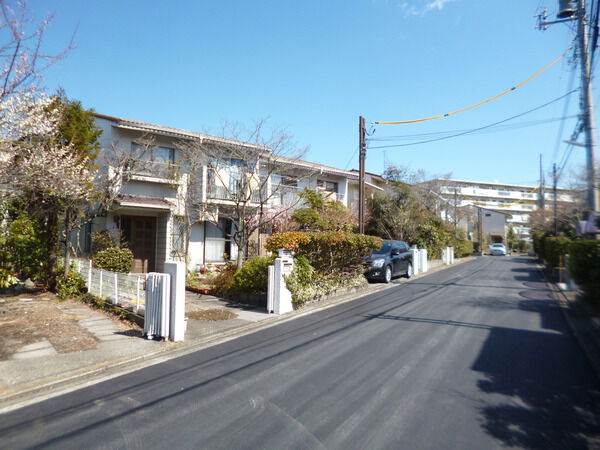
top-left (358, 116), bottom-right (366, 234)
top-left (577, 0), bottom-right (600, 212)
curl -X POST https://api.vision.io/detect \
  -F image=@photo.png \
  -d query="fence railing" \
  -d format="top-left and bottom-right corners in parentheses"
top-left (72, 258), bottom-right (146, 315)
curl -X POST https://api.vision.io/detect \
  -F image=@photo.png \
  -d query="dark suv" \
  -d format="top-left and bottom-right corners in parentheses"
top-left (365, 240), bottom-right (413, 283)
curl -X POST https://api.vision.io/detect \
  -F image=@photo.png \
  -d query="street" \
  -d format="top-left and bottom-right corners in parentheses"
top-left (2, 256), bottom-right (599, 449)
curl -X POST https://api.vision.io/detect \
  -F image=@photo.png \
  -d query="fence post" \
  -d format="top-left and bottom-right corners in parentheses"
top-left (88, 260), bottom-right (92, 290)
top-left (114, 272), bottom-right (118, 305)
top-left (99, 269), bottom-right (103, 298)
top-left (164, 261), bottom-right (186, 341)
top-left (136, 276), bottom-right (141, 313)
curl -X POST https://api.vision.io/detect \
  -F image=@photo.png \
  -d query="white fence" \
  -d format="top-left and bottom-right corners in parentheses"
top-left (72, 258), bottom-right (146, 314)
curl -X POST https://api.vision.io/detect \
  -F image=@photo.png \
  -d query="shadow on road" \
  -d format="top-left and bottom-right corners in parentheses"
top-left (472, 326), bottom-right (600, 449)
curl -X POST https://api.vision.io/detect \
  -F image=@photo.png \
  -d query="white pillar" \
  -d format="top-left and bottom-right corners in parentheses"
top-left (164, 261), bottom-right (186, 342)
top-left (410, 247), bottom-right (420, 274)
top-left (419, 248), bottom-right (428, 273)
top-left (267, 265), bottom-right (275, 313)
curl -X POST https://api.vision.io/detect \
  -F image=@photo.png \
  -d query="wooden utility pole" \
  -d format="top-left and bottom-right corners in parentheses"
top-left (358, 116), bottom-right (366, 234)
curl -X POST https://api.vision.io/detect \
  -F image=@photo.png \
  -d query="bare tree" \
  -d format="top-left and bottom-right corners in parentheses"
top-left (179, 120), bottom-right (314, 269)
top-left (0, 0), bottom-right (73, 100)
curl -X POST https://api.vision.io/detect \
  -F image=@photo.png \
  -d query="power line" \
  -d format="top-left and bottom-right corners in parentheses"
top-left (374, 50), bottom-right (569, 125)
top-left (368, 115), bottom-right (578, 142)
top-left (368, 89), bottom-right (579, 150)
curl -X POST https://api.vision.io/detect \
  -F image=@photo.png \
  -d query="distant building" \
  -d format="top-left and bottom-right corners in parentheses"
top-left (428, 179), bottom-right (578, 242)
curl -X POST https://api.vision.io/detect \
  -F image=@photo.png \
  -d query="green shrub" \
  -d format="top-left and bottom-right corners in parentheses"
top-left (56, 270), bottom-right (87, 299)
top-left (568, 240), bottom-right (600, 304)
top-left (232, 255), bottom-right (276, 293)
top-left (412, 217), bottom-right (452, 259)
top-left (453, 239), bottom-right (474, 258)
top-left (544, 236), bottom-right (572, 268)
top-left (516, 240), bottom-right (529, 253)
top-left (93, 247), bottom-right (133, 273)
top-left (91, 230), bottom-right (117, 254)
top-left (532, 232), bottom-right (548, 260)
top-left (0, 214), bottom-right (45, 281)
top-left (265, 232), bottom-right (311, 252)
top-left (0, 269), bottom-right (19, 288)
top-left (211, 264), bottom-right (236, 295)
top-left (266, 231), bottom-right (380, 276)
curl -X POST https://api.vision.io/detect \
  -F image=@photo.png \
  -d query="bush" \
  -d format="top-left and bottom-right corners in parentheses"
top-left (232, 255), bottom-right (277, 293)
top-left (412, 217), bottom-right (452, 259)
top-left (266, 231), bottom-right (381, 275)
top-left (544, 236), bottom-right (572, 268)
top-left (56, 270), bottom-right (87, 299)
top-left (91, 230), bottom-right (117, 254)
top-left (92, 247), bottom-right (133, 273)
top-left (568, 240), bottom-right (600, 304)
top-left (453, 239), bottom-right (474, 258)
top-left (0, 214), bottom-right (44, 281)
top-left (211, 264), bottom-right (236, 295)
top-left (265, 232), bottom-right (310, 252)
top-left (515, 240), bottom-right (529, 253)
top-left (0, 269), bottom-right (19, 288)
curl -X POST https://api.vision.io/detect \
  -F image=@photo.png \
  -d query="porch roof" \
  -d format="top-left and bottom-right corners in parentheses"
top-left (115, 194), bottom-right (173, 210)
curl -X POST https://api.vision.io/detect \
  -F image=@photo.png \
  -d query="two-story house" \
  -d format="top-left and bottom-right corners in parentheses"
top-left (80, 114), bottom-right (381, 273)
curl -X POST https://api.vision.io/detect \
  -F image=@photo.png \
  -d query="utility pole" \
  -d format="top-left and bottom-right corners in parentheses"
top-left (575, 0), bottom-right (600, 213)
top-left (358, 116), bottom-right (366, 234)
top-left (538, 0), bottom-right (600, 214)
top-left (553, 163), bottom-right (558, 235)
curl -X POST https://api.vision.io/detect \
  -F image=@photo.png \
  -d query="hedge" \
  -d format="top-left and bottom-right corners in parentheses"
top-left (543, 236), bottom-right (572, 268)
top-left (266, 231), bottom-right (381, 274)
top-left (92, 247), bottom-right (134, 273)
top-left (568, 240), bottom-right (600, 304)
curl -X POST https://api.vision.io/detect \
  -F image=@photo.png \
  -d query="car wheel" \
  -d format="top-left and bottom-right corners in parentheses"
top-left (405, 262), bottom-right (413, 279)
top-left (384, 266), bottom-right (392, 283)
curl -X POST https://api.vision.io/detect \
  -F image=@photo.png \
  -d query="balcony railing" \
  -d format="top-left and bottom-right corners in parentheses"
top-left (206, 185), bottom-right (261, 203)
top-left (129, 159), bottom-right (180, 180)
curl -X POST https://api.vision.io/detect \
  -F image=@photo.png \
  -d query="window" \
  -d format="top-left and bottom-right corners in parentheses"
top-left (317, 180), bottom-right (338, 192)
top-left (131, 143), bottom-right (175, 178)
top-left (205, 219), bottom-right (237, 262)
top-left (171, 216), bottom-right (186, 256)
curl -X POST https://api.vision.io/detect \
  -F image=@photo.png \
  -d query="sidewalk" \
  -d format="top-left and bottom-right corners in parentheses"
top-left (0, 257), bottom-right (467, 413)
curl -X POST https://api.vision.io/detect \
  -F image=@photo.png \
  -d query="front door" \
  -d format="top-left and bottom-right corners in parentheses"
top-left (121, 216), bottom-right (156, 273)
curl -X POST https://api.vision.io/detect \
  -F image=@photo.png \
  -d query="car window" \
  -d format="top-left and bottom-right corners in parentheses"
top-left (372, 243), bottom-right (392, 254)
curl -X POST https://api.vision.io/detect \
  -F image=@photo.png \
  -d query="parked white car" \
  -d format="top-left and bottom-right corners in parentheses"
top-left (489, 243), bottom-right (507, 256)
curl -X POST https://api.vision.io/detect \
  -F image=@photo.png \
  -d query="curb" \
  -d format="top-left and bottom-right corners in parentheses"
top-left (0, 256), bottom-right (476, 413)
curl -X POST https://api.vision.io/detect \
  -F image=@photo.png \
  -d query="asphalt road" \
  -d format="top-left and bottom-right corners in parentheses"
top-left (2, 256), bottom-right (600, 449)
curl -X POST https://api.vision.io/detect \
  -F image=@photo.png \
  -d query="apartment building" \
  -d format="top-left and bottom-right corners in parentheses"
top-left (80, 114), bottom-right (382, 273)
top-left (433, 179), bottom-right (576, 242)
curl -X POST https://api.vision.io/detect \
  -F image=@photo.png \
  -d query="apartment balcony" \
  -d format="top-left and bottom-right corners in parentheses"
top-left (206, 185), bottom-right (261, 203)
top-left (128, 159), bottom-right (182, 184)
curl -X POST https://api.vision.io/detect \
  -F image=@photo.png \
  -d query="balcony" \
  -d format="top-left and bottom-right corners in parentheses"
top-left (129, 159), bottom-right (181, 182)
top-left (207, 185), bottom-right (261, 203)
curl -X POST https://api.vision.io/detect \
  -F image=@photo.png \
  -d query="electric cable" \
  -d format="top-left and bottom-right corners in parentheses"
top-left (368, 115), bottom-right (578, 142)
top-left (551, 66), bottom-right (577, 165)
top-left (368, 89), bottom-right (579, 150)
top-left (374, 50), bottom-right (569, 125)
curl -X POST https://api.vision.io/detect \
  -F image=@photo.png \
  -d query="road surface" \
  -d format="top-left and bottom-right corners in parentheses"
top-left (2, 256), bottom-right (599, 449)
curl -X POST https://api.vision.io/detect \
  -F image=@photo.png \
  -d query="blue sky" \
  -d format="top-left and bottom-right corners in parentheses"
top-left (34, 0), bottom-right (585, 187)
